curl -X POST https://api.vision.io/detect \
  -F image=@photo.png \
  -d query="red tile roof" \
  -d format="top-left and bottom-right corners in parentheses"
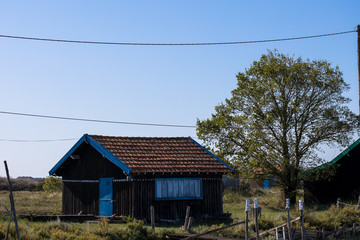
top-left (90, 135), bottom-right (232, 174)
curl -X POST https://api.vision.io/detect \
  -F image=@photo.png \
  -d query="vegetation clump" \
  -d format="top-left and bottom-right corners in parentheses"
top-left (42, 176), bottom-right (62, 193)
top-left (0, 177), bottom-right (43, 191)
top-left (0, 218), bottom-right (159, 240)
top-left (305, 205), bottom-right (360, 231)
top-left (197, 50), bottom-right (357, 205)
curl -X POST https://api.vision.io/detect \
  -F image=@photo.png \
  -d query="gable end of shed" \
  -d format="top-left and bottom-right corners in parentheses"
top-left (49, 134), bottom-right (132, 176)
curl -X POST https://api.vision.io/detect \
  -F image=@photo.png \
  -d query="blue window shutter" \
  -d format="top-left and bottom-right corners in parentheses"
top-left (155, 178), bottom-right (203, 200)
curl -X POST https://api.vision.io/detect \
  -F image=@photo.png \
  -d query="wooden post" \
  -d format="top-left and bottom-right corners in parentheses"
top-left (286, 198), bottom-right (291, 240)
top-left (352, 223), bottom-right (356, 236)
top-left (275, 228), bottom-right (279, 239)
top-left (4, 161), bottom-right (20, 240)
top-left (337, 198), bottom-right (342, 209)
top-left (334, 226), bottom-right (338, 238)
top-left (357, 24), bottom-right (360, 112)
top-left (254, 198), bottom-right (260, 240)
top-left (282, 226), bottom-right (286, 239)
top-left (299, 199), bottom-right (306, 240)
top-left (187, 217), bottom-right (193, 232)
top-left (184, 206), bottom-right (190, 231)
top-left (150, 205), bottom-right (155, 232)
top-left (245, 200), bottom-right (249, 240)
top-left (131, 181), bottom-right (135, 218)
top-left (5, 221), bottom-right (10, 240)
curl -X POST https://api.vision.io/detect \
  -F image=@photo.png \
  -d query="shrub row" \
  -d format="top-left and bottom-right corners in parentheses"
top-left (0, 218), bottom-right (173, 240)
top-left (0, 177), bottom-right (43, 191)
top-left (0, 176), bottom-right (62, 192)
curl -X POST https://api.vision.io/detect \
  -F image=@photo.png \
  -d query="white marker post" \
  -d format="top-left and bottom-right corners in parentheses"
top-left (245, 200), bottom-right (249, 240)
top-left (254, 198), bottom-right (259, 240)
top-left (286, 198), bottom-right (291, 240)
top-left (299, 200), bottom-right (305, 240)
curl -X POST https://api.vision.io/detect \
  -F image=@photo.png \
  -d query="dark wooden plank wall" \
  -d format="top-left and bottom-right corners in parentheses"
top-left (127, 177), bottom-right (223, 221)
top-left (58, 142), bottom-right (128, 180)
top-left (62, 181), bottom-right (99, 215)
top-left (60, 143), bottom-right (128, 215)
top-left (113, 181), bottom-right (132, 216)
top-left (62, 177), bottom-right (224, 219)
top-left (63, 181), bottom-right (132, 216)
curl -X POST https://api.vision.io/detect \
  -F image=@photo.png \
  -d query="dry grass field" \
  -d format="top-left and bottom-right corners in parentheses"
top-left (0, 188), bottom-right (359, 239)
top-left (0, 191), bottom-right (61, 216)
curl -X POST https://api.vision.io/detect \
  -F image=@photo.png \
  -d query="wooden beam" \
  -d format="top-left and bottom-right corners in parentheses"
top-left (357, 25), bottom-right (360, 113)
top-left (4, 161), bottom-right (20, 240)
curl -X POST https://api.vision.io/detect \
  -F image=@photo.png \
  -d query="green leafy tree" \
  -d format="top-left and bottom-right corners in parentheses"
top-left (197, 50), bottom-right (356, 205)
top-left (43, 176), bottom-right (62, 192)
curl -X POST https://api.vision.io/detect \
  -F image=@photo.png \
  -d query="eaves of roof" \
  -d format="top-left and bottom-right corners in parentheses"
top-left (309, 138), bottom-right (360, 172)
top-left (188, 137), bottom-right (234, 172)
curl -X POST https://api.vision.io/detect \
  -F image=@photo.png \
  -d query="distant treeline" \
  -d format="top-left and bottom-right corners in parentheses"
top-left (0, 177), bottom-right (45, 191)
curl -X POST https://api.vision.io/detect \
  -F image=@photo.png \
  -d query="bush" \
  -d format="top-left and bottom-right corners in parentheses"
top-left (253, 188), bottom-right (265, 196)
top-left (0, 177), bottom-right (41, 191)
top-left (258, 216), bottom-right (275, 230)
top-left (43, 176), bottom-right (62, 193)
top-left (0, 222), bottom-right (36, 240)
top-left (238, 181), bottom-right (252, 196)
top-left (12, 179), bottom-right (37, 191)
top-left (303, 205), bottom-right (360, 231)
top-left (321, 205), bottom-right (360, 230)
top-left (35, 180), bottom-right (45, 191)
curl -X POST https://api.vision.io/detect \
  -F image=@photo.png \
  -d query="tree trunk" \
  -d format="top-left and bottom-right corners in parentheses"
top-left (283, 183), bottom-right (297, 207)
top-left (282, 164), bottom-right (299, 207)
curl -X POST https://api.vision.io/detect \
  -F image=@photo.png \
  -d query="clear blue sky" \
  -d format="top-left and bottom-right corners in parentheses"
top-left (0, 1), bottom-right (359, 177)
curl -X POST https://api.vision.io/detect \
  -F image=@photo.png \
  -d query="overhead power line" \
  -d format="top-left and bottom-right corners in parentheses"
top-left (0, 30), bottom-right (356, 46)
top-left (0, 110), bottom-right (196, 128)
top-left (0, 138), bottom-right (77, 143)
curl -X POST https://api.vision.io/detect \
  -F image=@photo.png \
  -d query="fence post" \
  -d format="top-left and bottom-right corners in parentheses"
top-left (187, 217), bottom-right (193, 232)
top-left (4, 161), bottom-right (20, 240)
top-left (150, 205), bottom-right (155, 232)
top-left (299, 199), bottom-right (306, 240)
top-left (352, 223), bottom-right (356, 236)
top-left (286, 198), bottom-right (291, 240)
top-left (184, 206), bottom-right (191, 231)
top-left (337, 198), bottom-right (342, 209)
top-left (282, 226), bottom-right (286, 239)
top-left (254, 198), bottom-right (260, 240)
top-left (245, 200), bottom-right (249, 240)
top-left (334, 226), bottom-right (338, 238)
top-left (356, 196), bottom-right (360, 210)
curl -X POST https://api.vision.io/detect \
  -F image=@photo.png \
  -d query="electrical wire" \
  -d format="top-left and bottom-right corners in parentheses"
top-left (0, 30), bottom-right (356, 46)
top-left (0, 110), bottom-right (196, 128)
top-left (0, 138), bottom-right (77, 143)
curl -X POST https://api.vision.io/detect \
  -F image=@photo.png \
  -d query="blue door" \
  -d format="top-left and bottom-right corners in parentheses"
top-left (264, 178), bottom-right (269, 189)
top-left (99, 178), bottom-right (113, 216)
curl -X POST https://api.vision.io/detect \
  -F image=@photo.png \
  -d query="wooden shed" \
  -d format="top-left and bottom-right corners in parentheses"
top-left (304, 138), bottom-right (360, 204)
top-left (49, 134), bottom-right (233, 220)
